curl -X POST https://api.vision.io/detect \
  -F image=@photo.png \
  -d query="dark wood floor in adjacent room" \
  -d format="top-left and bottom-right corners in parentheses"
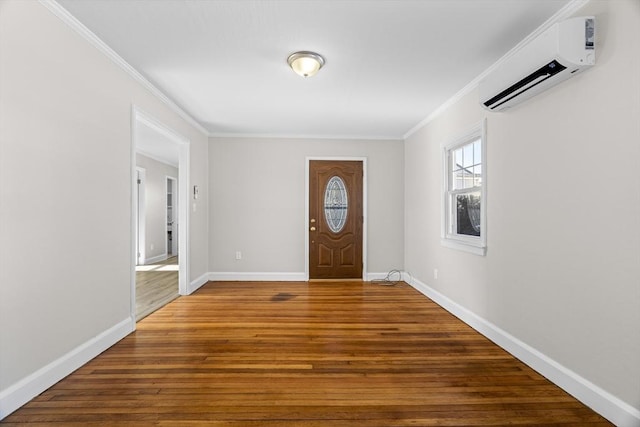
top-left (4, 281), bottom-right (611, 426)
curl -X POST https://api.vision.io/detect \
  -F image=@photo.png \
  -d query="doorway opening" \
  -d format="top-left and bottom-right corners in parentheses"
top-left (132, 107), bottom-right (190, 322)
top-left (166, 176), bottom-right (178, 256)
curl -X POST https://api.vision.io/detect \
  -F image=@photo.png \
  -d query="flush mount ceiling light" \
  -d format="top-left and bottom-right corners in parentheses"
top-left (287, 51), bottom-right (325, 77)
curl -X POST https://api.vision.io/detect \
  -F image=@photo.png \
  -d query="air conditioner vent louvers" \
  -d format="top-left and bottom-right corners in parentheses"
top-left (483, 60), bottom-right (567, 110)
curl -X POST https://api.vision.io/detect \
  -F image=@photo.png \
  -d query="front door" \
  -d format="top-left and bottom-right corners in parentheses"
top-left (309, 160), bottom-right (363, 279)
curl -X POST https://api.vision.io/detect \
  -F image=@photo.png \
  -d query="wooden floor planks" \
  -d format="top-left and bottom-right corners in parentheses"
top-left (3, 281), bottom-right (611, 426)
top-left (135, 256), bottom-right (179, 321)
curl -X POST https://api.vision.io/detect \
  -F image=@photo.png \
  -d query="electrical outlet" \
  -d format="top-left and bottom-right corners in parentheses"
top-left (235, 251), bottom-right (242, 260)
top-left (433, 269), bottom-right (438, 280)
top-left (150, 244), bottom-right (155, 251)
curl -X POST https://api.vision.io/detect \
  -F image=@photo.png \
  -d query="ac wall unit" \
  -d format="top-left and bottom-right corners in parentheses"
top-left (479, 16), bottom-right (595, 112)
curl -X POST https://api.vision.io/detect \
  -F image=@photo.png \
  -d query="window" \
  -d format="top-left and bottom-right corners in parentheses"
top-left (442, 120), bottom-right (486, 255)
top-left (324, 176), bottom-right (348, 233)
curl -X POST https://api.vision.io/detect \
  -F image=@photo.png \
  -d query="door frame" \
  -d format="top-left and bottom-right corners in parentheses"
top-left (305, 157), bottom-right (367, 281)
top-left (131, 106), bottom-right (191, 324)
top-left (135, 167), bottom-right (146, 266)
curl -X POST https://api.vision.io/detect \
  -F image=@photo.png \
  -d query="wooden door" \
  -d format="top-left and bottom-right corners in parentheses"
top-left (309, 160), bottom-right (363, 279)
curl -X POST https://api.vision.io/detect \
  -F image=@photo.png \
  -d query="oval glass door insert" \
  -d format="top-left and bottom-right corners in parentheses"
top-left (324, 176), bottom-right (348, 233)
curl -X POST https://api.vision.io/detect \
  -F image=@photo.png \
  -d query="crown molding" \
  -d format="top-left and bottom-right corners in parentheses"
top-left (38, 0), bottom-right (210, 137)
top-left (208, 132), bottom-right (403, 142)
top-left (403, 0), bottom-right (591, 139)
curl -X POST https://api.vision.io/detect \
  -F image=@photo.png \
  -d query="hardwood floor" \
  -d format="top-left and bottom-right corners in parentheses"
top-left (135, 256), bottom-right (179, 321)
top-left (4, 281), bottom-right (611, 426)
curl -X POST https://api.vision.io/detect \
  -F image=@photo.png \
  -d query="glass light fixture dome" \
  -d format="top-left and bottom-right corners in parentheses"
top-left (287, 51), bottom-right (325, 77)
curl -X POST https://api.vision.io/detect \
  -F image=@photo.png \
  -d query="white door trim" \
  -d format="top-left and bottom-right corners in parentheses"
top-left (305, 157), bottom-right (368, 281)
top-left (131, 106), bottom-right (191, 324)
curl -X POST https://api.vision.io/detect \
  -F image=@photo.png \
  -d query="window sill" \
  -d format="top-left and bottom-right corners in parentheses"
top-left (441, 238), bottom-right (486, 256)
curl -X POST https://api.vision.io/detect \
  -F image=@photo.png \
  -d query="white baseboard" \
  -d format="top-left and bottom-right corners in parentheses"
top-left (145, 253), bottom-right (168, 265)
top-left (208, 272), bottom-right (405, 283)
top-left (366, 271), bottom-right (406, 282)
top-left (187, 272), bottom-right (210, 294)
top-left (365, 272), bottom-right (388, 281)
top-left (0, 317), bottom-right (134, 420)
top-left (208, 272), bottom-right (307, 282)
top-left (407, 276), bottom-right (640, 427)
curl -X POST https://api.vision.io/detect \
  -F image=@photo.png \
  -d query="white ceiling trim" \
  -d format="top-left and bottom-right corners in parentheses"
top-left (403, 0), bottom-right (591, 140)
top-left (209, 132), bottom-right (403, 142)
top-left (39, 0), bottom-right (209, 137)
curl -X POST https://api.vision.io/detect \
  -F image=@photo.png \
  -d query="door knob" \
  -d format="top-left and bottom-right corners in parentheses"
top-left (310, 226), bottom-right (316, 231)
top-left (310, 218), bottom-right (316, 223)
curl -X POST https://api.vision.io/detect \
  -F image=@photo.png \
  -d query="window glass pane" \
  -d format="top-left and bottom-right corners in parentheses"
top-left (453, 168), bottom-right (464, 190)
top-left (473, 139), bottom-right (482, 165)
top-left (463, 143), bottom-right (474, 168)
top-left (453, 148), bottom-right (462, 171)
top-left (456, 192), bottom-right (481, 236)
top-left (473, 165), bottom-right (482, 187)
top-left (464, 170), bottom-right (474, 189)
top-left (324, 176), bottom-right (348, 233)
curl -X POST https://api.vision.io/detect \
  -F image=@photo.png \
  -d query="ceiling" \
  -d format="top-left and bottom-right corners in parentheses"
top-left (57, 0), bottom-right (572, 140)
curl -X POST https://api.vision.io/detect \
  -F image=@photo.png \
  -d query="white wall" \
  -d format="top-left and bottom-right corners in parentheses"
top-left (0, 0), bottom-right (208, 417)
top-left (209, 137), bottom-right (404, 277)
top-left (136, 154), bottom-right (178, 262)
top-left (404, 0), bottom-right (639, 421)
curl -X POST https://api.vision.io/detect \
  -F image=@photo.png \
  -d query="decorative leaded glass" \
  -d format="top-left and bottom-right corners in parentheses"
top-left (324, 176), bottom-right (348, 233)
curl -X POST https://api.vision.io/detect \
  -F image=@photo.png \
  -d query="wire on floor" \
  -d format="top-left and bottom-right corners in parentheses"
top-left (371, 269), bottom-right (407, 286)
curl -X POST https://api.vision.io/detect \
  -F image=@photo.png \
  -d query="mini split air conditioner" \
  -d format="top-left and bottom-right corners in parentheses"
top-left (479, 16), bottom-right (595, 111)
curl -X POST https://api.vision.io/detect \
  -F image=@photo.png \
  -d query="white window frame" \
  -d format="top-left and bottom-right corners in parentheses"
top-left (441, 119), bottom-right (487, 256)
